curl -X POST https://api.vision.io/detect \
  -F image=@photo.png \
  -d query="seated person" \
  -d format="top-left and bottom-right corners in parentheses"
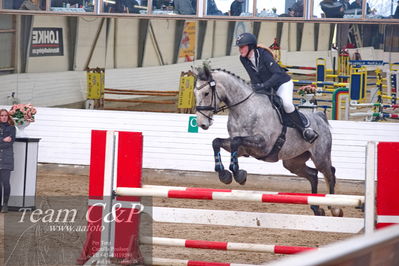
top-left (207, 0), bottom-right (223, 15)
top-left (103, 1), bottom-right (114, 12)
top-left (349, 0), bottom-right (371, 14)
top-left (19, 0), bottom-right (44, 9)
top-left (5, 0), bottom-right (45, 9)
top-left (279, 8), bottom-right (295, 17)
top-left (153, 0), bottom-right (174, 10)
top-left (320, 0), bottom-right (344, 18)
top-left (230, 0), bottom-right (244, 16)
top-left (124, 0), bottom-right (140, 13)
top-left (11, 0), bottom-right (25, 9)
top-left (174, 0), bottom-right (195, 14)
top-left (51, 0), bottom-right (78, 8)
top-left (290, 0), bottom-right (303, 17)
top-left (394, 1), bottom-right (399, 19)
top-left (68, 0), bottom-right (86, 7)
top-left (340, 0), bottom-right (350, 10)
top-left (104, 0), bottom-right (139, 13)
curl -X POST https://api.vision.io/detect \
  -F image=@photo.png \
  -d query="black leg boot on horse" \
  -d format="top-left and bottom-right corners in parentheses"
top-left (287, 109), bottom-right (319, 144)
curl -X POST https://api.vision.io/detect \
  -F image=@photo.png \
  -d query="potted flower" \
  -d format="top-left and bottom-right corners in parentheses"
top-left (298, 85), bottom-right (317, 107)
top-left (9, 104), bottom-right (37, 129)
top-left (297, 84), bottom-right (317, 96)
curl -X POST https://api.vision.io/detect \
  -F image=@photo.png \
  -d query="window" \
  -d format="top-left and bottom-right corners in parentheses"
top-left (0, 15), bottom-right (15, 74)
top-left (50, 0), bottom-right (95, 12)
top-left (257, 0), bottom-right (303, 18)
top-left (205, 0), bottom-right (227, 16)
top-left (172, 0), bottom-right (196, 15)
top-left (314, 0), bottom-right (364, 19)
top-left (102, 0), bottom-right (145, 14)
top-left (225, 0), bottom-right (253, 17)
top-left (151, 0), bottom-right (175, 15)
top-left (2, 0), bottom-right (46, 10)
top-left (367, 0), bottom-right (397, 19)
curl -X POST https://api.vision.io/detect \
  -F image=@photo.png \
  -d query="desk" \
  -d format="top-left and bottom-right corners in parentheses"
top-left (152, 10), bottom-right (176, 15)
top-left (257, 12), bottom-right (278, 17)
top-left (50, 7), bottom-right (86, 12)
top-left (8, 138), bottom-right (40, 210)
top-left (343, 14), bottom-right (362, 19)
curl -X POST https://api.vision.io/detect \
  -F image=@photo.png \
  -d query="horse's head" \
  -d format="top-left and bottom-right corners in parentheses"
top-left (193, 64), bottom-right (221, 130)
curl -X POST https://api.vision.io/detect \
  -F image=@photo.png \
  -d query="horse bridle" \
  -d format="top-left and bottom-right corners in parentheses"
top-left (195, 80), bottom-right (220, 121)
top-left (195, 78), bottom-right (255, 121)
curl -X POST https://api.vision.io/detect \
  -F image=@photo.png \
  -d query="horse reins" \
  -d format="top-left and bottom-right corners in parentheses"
top-left (195, 79), bottom-right (254, 120)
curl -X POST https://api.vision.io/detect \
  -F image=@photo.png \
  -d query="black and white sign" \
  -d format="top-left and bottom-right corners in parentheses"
top-left (30, 28), bottom-right (64, 57)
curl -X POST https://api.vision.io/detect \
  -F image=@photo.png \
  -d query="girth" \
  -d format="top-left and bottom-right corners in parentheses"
top-left (257, 92), bottom-right (312, 161)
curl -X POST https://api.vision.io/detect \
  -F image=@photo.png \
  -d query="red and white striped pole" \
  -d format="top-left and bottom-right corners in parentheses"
top-left (140, 236), bottom-right (316, 254)
top-left (115, 187), bottom-right (362, 207)
top-left (77, 130), bottom-right (143, 264)
top-left (142, 185), bottom-right (365, 202)
top-left (144, 257), bottom-right (258, 266)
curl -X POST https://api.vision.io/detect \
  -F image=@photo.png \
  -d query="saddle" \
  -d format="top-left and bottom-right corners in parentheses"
top-left (258, 93), bottom-right (311, 162)
top-left (270, 94), bottom-right (310, 128)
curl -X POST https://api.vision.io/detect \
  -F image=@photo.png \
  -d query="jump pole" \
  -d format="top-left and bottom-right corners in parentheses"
top-left (115, 187), bottom-right (363, 207)
top-left (293, 80), bottom-right (349, 87)
top-left (140, 236), bottom-right (316, 254)
top-left (141, 185), bottom-right (365, 201)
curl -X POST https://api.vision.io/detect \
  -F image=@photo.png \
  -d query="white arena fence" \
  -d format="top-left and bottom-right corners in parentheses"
top-left (12, 107), bottom-right (399, 181)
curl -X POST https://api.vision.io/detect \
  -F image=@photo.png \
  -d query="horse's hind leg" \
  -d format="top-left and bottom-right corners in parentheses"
top-left (212, 138), bottom-right (233, 184)
top-left (282, 152), bottom-right (326, 216)
top-left (311, 156), bottom-right (343, 217)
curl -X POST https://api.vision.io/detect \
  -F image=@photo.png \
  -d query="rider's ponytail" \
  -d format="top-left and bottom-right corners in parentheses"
top-left (257, 44), bottom-right (277, 60)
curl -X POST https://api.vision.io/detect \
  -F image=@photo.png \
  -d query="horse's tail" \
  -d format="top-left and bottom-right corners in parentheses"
top-left (316, 111), bottom-right (330, 126)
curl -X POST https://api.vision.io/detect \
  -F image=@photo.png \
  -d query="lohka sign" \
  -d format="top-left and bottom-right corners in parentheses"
top-left (30, 28), bottom-right (64, 57)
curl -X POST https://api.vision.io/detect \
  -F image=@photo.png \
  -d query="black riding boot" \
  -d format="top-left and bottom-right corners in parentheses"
top-left (287, 109), bottom-right (319, 143)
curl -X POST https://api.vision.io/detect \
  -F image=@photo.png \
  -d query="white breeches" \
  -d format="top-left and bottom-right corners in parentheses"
top-left (276, 80), bottom-right (295, 113)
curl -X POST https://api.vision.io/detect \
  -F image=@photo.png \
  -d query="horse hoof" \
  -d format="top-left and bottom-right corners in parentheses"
top-left (317, 208), bottom-right (326, 216)
top-left (234, 170), bottom-right (247, 185)
top-left (229, 163), bottom-right (238, 173)
top-left (331, 207), bottom-right (343, 217)
top-left (218, 170), bottom-right (232, 184)
top-left (311, 205), bottom-right (325, 216)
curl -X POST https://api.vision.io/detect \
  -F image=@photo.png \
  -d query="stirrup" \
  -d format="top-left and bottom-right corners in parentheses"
top-left (303, 128), bottom-right (319, 144)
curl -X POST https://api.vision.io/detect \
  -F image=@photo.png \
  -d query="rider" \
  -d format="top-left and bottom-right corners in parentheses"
top-left (236, 32), bottom-right (318, 143)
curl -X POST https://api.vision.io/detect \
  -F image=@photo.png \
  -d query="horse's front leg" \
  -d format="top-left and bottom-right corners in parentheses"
top-left (229, 135), bottom-right (267, 185)
top-left (212, 138), bottom-right (233, 184)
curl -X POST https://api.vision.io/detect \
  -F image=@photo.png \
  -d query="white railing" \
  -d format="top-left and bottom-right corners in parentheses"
top-left (266, 224), bottom-right (399, 266)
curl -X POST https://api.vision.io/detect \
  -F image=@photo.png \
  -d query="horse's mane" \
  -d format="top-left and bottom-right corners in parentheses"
top-left (212, 68), bottom-right (249, 85)
top-left (197, 66), bottom-right (250, 87)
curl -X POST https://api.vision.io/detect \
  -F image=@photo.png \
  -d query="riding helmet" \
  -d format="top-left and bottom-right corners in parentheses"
top-left (236, 33), bottom-right (257, 50)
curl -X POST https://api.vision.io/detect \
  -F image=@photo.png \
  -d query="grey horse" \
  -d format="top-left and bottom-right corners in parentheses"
top-left (193, 65), bottom-right (342, 217)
